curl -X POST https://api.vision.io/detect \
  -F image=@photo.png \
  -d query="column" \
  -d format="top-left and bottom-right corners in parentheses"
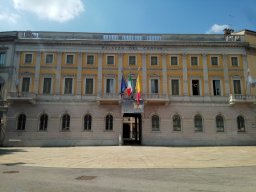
top-left (76, 52), bottom-right (82, 95)
top-left (162, 54), bottom-right (167, 96)
top-left (182, 54), bottom-right (188, 96)
top-left (223, 54), bottom-right (230, 96)
top-left (55, 52), bottom-right (62, 94)
top-left (142, 53), bottom-right (147, 94)
top-left (34, 52), bottom-right (41, 94)
top-left (10, 52), bottom-right (20, 92)
top-left (97, 53), bottom-right (103, 97)
top-left (118, 53), bottom-right (123, 94)
top-left (202, 54), bottom-right (209, 96)
top-left (242, 54), bottom-right (249, 95)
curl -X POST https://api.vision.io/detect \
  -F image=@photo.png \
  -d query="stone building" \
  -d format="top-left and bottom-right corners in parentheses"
top-left (0, 30), bottom-right (256, 146)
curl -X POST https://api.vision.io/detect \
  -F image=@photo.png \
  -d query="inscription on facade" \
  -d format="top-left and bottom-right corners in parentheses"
top-left (121, 100), bottom-right (144, 113)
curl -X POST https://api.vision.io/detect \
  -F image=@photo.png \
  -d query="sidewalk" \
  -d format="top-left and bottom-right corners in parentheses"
top-left (0, 146), bottom-right (256, 169)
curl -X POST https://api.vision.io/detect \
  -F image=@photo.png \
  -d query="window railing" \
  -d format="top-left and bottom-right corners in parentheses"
top-left (229, 94), bottom-right (256, 104)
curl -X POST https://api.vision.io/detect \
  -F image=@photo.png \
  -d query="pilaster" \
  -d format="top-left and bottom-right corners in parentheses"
top-left (142, 53), bottom-right (147, 94)
top-left (55, 52), bottom-right (62, 94)
top-left (182, 54), bottom-right (188, 96)
top-left (34, 52), bottom-right (41, 94)
top-left (162, 54), bottom-right (167, 96)
top-left (76, 53), bottom-right (82, 95)
top-left (202, 54), bottom-right (209, 96)
top-left (222, 54), bottom-right (230, 96)
top-left (97, 53), bottom-right (103, 97)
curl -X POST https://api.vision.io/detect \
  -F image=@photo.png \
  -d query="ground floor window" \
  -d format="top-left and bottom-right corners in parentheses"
top-left (39, 114), bottom-right (48, 131)
top-left (216, 115), bottom-right (224, 132)
top-left (173, 114), bottom-right (181, 131)
top-left (84, 114), bottom-right (92, 130)
top-left (105, 114), bottom-right (113, 130)
top-left (194, 114), bottom-right (203, 132)
top-left (152, 115), bottom-right (160, 131)
top-left (62, 114), bottom-right (70, 131)
top-left (17, 114), bottom-right (26, 130)
top-left (237, 115), bottom-right (245, 132)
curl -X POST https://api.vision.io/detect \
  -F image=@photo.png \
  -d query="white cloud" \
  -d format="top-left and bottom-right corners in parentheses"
top-left (12, 0), bottom-right (85, 23)
top-left (0, 11), bottom-right (19, 23)
top-left (207, 24), bottom-right (230, 34)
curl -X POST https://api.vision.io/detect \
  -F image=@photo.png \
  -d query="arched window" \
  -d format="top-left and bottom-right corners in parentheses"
top-left (84, 114), bottom-right (92, 131)
top-left (62, 114), bottom-right (70, 131)
top-left (39, 114), bottom-right (48, 131)
top-left (105, 114), bottom-right (113, 130)
top-left (173, 114), bottom-right (181, 131)
top-left (194, 114), bottom-right (203, 132)
top-left (17, 114), bottom-right (26, 130)
top-left (237, 115), bottom-right (245, 132)
top-left (152, 115), bottom-right (160, 131)
top-left (216, 115), bottom-right (224, 132)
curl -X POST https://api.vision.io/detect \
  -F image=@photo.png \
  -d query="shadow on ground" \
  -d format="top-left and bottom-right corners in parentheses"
top-left (0, 148), bottom-right (27, 156)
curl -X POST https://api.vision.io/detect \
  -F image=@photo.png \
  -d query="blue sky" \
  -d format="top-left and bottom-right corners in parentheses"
top-left (0, 0), bottom-right (256, 34)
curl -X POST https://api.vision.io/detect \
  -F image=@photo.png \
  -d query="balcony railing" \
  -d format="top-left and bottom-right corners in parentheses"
top-left (229, 94), bottom-right (256, 105)
top-left (96, 93), bottom-right (121, 104)
top-left (7, 92), bottom-right (36, 104)
top-left (143, 94), bottom-right (169, 104)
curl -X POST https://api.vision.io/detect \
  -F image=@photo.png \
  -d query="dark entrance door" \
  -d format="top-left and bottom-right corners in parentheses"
top-left (123, 113), bottom-right (142, 145)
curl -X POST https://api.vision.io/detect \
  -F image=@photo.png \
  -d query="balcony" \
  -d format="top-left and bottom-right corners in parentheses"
top-left (7, 92), bottom-right (36, 104)
top-left (229, 94), bottom-right (256, 105)
top-left (143, 94), bottom-right (169, 105)
top-left (96, 93), bottom-right (121, 105)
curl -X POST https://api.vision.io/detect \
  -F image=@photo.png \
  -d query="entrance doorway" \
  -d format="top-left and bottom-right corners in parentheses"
top-left (123, 113), bottom-right (142, 145)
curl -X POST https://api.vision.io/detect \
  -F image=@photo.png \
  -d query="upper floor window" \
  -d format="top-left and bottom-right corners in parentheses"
top-left (191, 56), bottom-right (198, 66)
top-left (192, 80), bottom-right (200, 96)
top-left (39, 114), bottom-right (48, 131)
top-left (64, 78), bottom-right (73, 94)
top-left (87, 55), bottom-right (94, 65)
top-left (45, 54), bottom-right (53, 64)
top-left (21, 77), bottom-right (30, 93)
top-left (171, 79), bottom-right (179, 96)
top-left (173, 114), bottom-right (181, 131)
top-left (211, 56), bottom-right (218, 66)
top-left (0, 52), bottom-right (6, 66)
top-left (107, 55), bottom-right (114, 65)
top-left (213, 80), bottom-right (221, 96)
top-left (170, 56), bottom-right (178, 66)
top-left (66, 54), bottom-right (74, 64)
top-left (231, 56), bottom-right (238, 66)
top-left (233, 79), bottom-right (241, 95)
top-left (25, 53), bottom-right (33, 64)
top-left (151, 79), bottom-right (159, 94)
top-left (43, 78), bottom-right (52, 94)
top-left (194, 114), bottom-right (203, 132)
top-left (106, 79), bottom-right (114, 94)
top-left (151, 56), bottom-right (158, 65)
top-left (85, 78), bottom-right (94, 95)
top-left (152, 115), bottom-right (160, 131)
top-left (129, 56), bottom-right (136, 65)
top-left (105, 114), bottom-right (113, 131)
top-left (237, 115), bottom-right (245, 132)
top-left (84, 114), bottom-right (92, 131)
top-left (216, 115), bottom-right (224, 132)
top-left (17, 114), bottom-right (26, 130)
top-left (62, 114), bottom-right (70, 131)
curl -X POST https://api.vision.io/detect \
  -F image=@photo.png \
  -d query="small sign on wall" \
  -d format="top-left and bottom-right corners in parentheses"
top-left (121, 100), bottom-right (144, 114)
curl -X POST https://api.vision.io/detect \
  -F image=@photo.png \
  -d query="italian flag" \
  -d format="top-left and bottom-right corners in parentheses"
top-left (126, 74), bottom-right (132, 96)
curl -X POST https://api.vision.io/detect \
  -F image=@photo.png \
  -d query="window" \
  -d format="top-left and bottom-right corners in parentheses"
top-left (231, 57), bottom-right (238, 66)
top-left (105, 114), bottom-right (113, 130)
top-left (84, 114), bottom-right (92, 131)
top-left (45, 54), bottom-right (53, 64)
top-left (192, 80), bottom-right (200, 96)
top-left (25, 53), bottom-right (33, 64)
top-left (173, 114), bottom-right (181, 131)
top-left (87, 55), bottom-right (94, 65)
top-left (107, 55), bottom-right (114, 65)
top-left (39, 114), bottom-right (48, 131)
top-left (171, 79), bottom-right (179, 95)
top-left (233, 80), bottom-right (241, 95)
top-left (66, 54), bottom-right (74, 64)
top-left (194, 115), bottom-right (203, 132)
top-left (152, 115), bottom-right (160, 131)
top-left (213, 80), bottom-right (221, 96)
top-left (106, 79), bottom-right (114, 94)
top-left (237, 116), bottom-right (245, 132)
top-left (131, 79), bottom-right (136, 93)
top-left (216, 115), bottom-right (224, 132)
top-left (64, 78), bottom-right (73, 94)
top-left (211, 57), bottom-right (218, 66)
top-left (151, 56), bottom-right (158, 65)
top-left (21, 77), bottom-right (30, 93)
top-left (171, 56), bottom-right (178, 65)
top-left (43, 78), bottom-right (52, 94)
top-left (62, 114), bottom-right (70, 131)
top-left (151, 79), bottom-right (159, 94)
top-left (85, 78), bottom-right (94, 95)
top-left (17, 114), bottom-right (26, 130)
top-left (191, 56), bottom-right (198, 66)
top-left (129, 56), bottom-right (136, 65)
top-left (0, 52), bottom-right (6, 66)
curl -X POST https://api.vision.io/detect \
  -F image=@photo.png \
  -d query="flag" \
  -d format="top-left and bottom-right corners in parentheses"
top-left (135, 74), bottom-right (141, 105)
top-left (126, 74), bottom-right (132, 96)
top-left (120, 75), bottom-right (127, 94)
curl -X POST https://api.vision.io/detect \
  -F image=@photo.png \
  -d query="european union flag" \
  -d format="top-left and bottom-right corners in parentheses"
top-left (120, 75), bottom-right (127, 94)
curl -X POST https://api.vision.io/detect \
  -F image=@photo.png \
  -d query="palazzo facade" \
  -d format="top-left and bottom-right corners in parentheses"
top-left (0, 30), bottom-right (256, 146)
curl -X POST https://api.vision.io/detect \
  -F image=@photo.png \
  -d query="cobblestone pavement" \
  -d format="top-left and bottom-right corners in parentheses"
top-left (0, 146), bottom-right (256, 168)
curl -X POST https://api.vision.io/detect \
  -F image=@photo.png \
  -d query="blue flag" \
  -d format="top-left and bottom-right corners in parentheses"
top-left (121, 75), bottom-right (127, 94)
